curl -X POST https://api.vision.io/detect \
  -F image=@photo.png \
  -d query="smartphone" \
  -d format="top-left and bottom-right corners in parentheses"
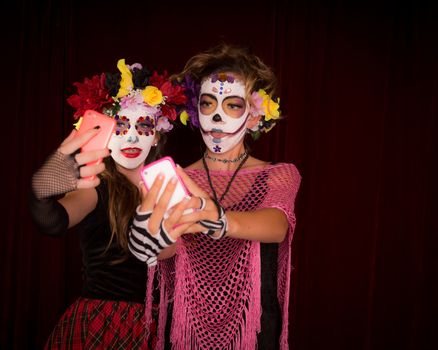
top-left (75, 109), bottom-right (116, 166)
top-left (141, 156), bottom-right (190, 212)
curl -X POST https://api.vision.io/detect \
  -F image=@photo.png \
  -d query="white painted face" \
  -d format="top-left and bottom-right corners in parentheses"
top-left (198, 74), bottom-right (250, 154)
top-left (108, 104), bottom-right (156, 169)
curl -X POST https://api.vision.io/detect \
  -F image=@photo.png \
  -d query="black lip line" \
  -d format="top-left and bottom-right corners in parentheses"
top-left (200, 116), bottom-right (249, 136)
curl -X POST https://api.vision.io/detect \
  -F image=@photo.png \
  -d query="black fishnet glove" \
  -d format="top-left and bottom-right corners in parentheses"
top-left (32, 149), bottom-right (79, 199)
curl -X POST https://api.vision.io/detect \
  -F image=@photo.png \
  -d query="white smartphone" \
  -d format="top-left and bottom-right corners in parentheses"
top-left (140, 156), bottom-right (190, 211)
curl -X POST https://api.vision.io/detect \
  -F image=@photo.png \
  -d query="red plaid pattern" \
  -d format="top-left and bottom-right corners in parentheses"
top-left (45, 298), bottom-right (157, 349)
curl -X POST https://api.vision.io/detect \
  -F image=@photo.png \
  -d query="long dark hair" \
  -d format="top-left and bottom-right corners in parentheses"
top-left (100, 134), bottom-right (166, 261)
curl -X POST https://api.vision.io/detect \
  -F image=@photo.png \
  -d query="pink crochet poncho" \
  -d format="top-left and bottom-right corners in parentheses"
top-left (145, 163), bottom-right (301, 349)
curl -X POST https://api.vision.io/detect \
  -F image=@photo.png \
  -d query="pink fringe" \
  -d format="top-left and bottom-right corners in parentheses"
top-left (170, 243), bottom-right (193, 349)
top-left (144, 265), bottom-right (156, 329)
top-left (244, 240), bottom-right (261, 349)
top-left (148, 164), bottom-right (300, 349)
top-left (167, 241), bottom-right (262, 350)
top-left (156, 268), bottom-right (168, 350)
top-left (279, 228), bottom-right (293, 350)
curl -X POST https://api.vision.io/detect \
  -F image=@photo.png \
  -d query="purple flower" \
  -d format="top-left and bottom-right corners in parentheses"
top-left (127, 63), bottom-right (142, 70)
top-left (182, 75), bottom-right (200, 128)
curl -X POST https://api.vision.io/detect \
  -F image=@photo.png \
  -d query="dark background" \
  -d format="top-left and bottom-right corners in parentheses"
top-left (2, 0), bottom-right (437, 349)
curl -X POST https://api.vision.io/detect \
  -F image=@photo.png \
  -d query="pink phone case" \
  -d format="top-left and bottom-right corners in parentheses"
top-left (75, 110), bottom-right (116, 166)
top-left (141, 156), bottom-right (190, 211)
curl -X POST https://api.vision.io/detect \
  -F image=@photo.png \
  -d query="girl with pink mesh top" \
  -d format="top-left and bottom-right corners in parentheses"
top-left (129, 43), bottom-right (301, 349)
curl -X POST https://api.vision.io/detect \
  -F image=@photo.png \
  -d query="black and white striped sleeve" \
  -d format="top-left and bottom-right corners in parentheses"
top-left (198, 202), bottom-right (228, 240)
top-left (128, 206), bottom-right (176, 266)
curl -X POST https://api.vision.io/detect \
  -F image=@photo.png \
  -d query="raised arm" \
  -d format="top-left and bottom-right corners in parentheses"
top-left (29, 128), bottom-right (110, 235)
top-left (175, 164), bottom-right (300, 243)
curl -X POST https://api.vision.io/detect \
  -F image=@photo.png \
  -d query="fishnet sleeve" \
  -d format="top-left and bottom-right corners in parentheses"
top-left (32, 149), bottom-right (79, 199)
top-left (29, 149), bottom-right (80, 236)
top-left (260, 163), bottom-right (301, 227)
top-left (262, 163), bottom-right (301, 349)
top-left (28, 190), bottom-right (69, 236)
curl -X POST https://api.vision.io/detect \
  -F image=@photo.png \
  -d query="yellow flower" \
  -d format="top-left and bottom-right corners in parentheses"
top-left (73, 117), bottom-right (83, 130)
top-left (141, 86), bottom-right (163, 106)
top-left (259, 89), bottom-right (280, 121)
top-left (180, 110), bottom-right (189, 125)
top-left (116, 59), bottom-right (133, 98)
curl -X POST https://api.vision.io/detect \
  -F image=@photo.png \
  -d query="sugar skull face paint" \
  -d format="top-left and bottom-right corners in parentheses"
top-left (198, 73), bottom-right (250, 153)
top-left (108, 104), bottom-right (156, 169)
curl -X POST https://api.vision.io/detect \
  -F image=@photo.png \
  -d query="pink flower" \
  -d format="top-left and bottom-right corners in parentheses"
top-left (119, 92), bottom-right (144, 110)
top-left (156, 116), bottom-right (173, 132)
top-left (250, 91), bottom-right (264, 117)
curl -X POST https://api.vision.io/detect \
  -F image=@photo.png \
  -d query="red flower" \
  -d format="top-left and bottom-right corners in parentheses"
top-left (67, 73), bottom-right (113, 118)
top-left (149, 71), bottom-right (169, 89)
top-left (160, 81), bottom-right (187, 105)
top-left (160, 104), bottom-right (177, 121)
top-left (149, 71), bottom-right (187, 106)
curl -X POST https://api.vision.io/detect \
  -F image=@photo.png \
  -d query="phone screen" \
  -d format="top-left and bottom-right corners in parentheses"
top-left (141, 156), bottom-right (190, 211)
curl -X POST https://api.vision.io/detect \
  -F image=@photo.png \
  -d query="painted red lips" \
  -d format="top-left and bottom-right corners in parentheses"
top-left (121, 147), bottom-right (142, 158)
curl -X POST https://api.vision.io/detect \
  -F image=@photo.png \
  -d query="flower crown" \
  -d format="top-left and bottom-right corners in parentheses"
top-left (179, 74), bottom-right (281, 139)
top-left (67, 59), bottom-right (187, 133)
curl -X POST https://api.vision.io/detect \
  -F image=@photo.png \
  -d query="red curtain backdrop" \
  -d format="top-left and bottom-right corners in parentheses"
top-left (2, 0), bottom-right (437, 349)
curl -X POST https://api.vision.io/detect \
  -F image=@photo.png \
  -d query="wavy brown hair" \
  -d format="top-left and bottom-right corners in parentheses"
top-left (173, 43), bottom-right (278, 98)
top-left (100, 134), bottom-right (166, 262)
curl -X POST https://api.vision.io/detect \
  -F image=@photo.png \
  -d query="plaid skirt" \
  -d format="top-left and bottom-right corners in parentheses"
top-left (45, 297), bottom-right (156, 350)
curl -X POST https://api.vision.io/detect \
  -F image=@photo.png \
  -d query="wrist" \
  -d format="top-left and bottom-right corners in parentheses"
top-left (198, 201), bottom-right (228, 240)
top-left (222, 211), bottom-right (237, 238)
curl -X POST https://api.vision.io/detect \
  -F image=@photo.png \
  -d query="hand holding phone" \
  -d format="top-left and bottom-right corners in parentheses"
top-left (74, 110), bottom-right (116, 167)
top-left (141, 156), bottom-right (190, 212)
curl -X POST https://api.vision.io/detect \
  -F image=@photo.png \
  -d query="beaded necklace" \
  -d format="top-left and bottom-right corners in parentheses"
top-left (203, 151), bottom-right (248, 164)
top-left (202, 151), bottom-right (250, 204)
